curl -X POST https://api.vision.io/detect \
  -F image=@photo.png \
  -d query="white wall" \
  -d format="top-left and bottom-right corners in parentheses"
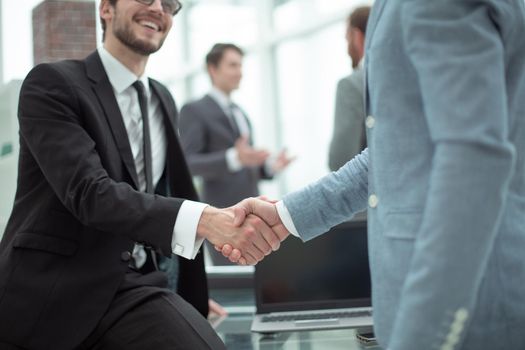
top-left (0, 80), bottom-right (22, 238)
top-left (0, 0), bottom-right (44, 85)
top-left (0, 1), bottom-right (3, 84)
top-left (0, 154), bottom-right (17, 237)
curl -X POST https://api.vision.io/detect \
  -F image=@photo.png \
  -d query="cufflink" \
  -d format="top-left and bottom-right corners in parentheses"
top-left (174, 244), bottom-right (184, 255)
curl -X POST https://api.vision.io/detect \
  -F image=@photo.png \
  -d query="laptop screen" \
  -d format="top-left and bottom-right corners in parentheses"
top-left (255, 220), bottom-right (371, 314)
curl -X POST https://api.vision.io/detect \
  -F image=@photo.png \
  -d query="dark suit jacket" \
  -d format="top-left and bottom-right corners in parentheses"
top-left (179, 95), bottom-right (271, 208)
top-left (0, 51), bottom-right (208, 349)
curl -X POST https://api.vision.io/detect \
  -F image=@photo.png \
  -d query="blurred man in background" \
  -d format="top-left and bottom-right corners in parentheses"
top-left (180, 43), bottom-right (293, 209)
top-left (328, 6), bottom-right (370, 171)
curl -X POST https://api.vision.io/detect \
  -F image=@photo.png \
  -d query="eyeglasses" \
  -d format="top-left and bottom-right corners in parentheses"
top-left (134, 0), bottom-right (183, 16)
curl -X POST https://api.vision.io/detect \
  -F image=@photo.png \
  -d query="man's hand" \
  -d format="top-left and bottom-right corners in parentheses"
top-left (270, 148), bottom-right (295, 173)
top-left (208, 299), bottom-right (228, 318)
top-left (218, 197), bottom-right (290, 265)
top-left (197, 206), bottom-right (281, 265)
top-left (235, 136), bottom-right (270, 167)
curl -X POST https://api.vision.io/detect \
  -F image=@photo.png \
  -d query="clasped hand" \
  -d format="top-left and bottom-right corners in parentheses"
top-left (197, 197), bottom-right (289, 265)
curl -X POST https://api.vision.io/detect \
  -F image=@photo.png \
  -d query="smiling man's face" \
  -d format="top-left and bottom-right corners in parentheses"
top-left (103, 0), bottom-right (173, 56)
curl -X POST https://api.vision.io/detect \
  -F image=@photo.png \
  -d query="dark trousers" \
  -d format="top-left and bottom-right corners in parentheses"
top-left (0, 342), bottom-right (26, 349)
top-left (79, 270), bottom-right (225, 350)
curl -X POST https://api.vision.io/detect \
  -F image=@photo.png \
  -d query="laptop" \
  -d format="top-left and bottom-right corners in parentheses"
top-left (251, 219), bottom-right (373, 333)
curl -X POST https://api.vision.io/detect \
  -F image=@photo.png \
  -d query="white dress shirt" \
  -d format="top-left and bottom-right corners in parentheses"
top-left (276, 200), bottom-right (300, 237)
top-left (208, 87), bottom-right (275, 176)
top-left (98, 47), bottom-right (205, 260)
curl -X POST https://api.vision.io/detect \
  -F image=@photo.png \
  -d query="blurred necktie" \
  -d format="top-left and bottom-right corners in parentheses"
top-left (227, 102), bottom-right (241, 137)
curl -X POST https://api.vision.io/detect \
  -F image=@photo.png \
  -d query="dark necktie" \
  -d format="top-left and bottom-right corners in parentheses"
top-left (132, 80), bottom-right (158, 271)
top-left (132, 81), bottom-right (154, 194)
top-left (227, 102), bottom-right (241, 137)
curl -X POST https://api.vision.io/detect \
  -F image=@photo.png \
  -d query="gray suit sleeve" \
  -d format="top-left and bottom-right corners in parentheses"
top-left (178, 104), bottom-right (231, 180)
top-left (328, 73), bottom-right (365, 171)
top-left (389, 2), bottom-right (515, 349)
top-left (283, 148), bottom-right (369, 240)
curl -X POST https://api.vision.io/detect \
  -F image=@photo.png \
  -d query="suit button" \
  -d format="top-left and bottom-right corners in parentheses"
top-left (121, 251), bottom-right (132, 262)
top-left (366, 116), bottom-right (375, 129)
top-left (454, 308), bottom-right (469, 323)
top-left (368, 194), bottom-right (378, 208)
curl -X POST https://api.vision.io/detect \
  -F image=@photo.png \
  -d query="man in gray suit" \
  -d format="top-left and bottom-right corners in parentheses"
top-left (328, 6), bottom-right (370, 171)
top-left (223, 1), bottom-right (525, 349)
top-left (179, 43), bottom-right (292, 208)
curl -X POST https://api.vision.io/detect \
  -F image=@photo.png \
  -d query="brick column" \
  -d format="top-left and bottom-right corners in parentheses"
top-left (32, 0), bottom-right (96, 65)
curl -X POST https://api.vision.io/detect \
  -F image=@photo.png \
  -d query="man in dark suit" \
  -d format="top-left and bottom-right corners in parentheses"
top-left (0, 1), bottom-right (284, 349)
top-left (179, 43), bottom-right (293, 209)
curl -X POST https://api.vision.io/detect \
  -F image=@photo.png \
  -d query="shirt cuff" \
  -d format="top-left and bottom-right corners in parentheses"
top-left (264, 157), bottom-right (275, 176)
top-left (276, 200), bottom-right (300, 238)
top-left (172, 200), bottom-right (207, 259)
top-left (226, 147), bottom-right (243, 172)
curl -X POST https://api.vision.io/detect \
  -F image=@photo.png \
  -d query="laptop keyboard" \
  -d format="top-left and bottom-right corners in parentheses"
top-left (261, 310), bottom-right (372, 323)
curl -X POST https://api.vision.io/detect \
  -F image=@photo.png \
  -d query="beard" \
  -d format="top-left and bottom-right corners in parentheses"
top-left (112, 14), bottom-right (166, 56)
top-left (349, 44), bottom-right (360, 69)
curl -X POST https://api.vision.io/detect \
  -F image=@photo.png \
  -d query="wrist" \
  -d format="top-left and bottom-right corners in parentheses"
top-left (226, 147), bottom-right (243, 171)
top-left (197, 206), bottom-right (234, 242)
top-left (197, 206), bottom-right (218, 240)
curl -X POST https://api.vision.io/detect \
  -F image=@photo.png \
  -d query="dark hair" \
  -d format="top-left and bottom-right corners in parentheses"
top-left (205, 43), bottom-right (244, 67)
top-left (100, 0), bottom-right (118, 41)
top-left (349, 6), bottom-right (371, 34)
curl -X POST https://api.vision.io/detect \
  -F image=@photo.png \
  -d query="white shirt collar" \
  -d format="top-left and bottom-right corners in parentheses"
top-left (98, 46), bottom-right (150, 96)
top-left (208, 86), bottom-right (232, 110)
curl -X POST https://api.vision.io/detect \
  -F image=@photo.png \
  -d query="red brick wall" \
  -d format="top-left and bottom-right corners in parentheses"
top-left (32, 0), bottom-right (96, 65)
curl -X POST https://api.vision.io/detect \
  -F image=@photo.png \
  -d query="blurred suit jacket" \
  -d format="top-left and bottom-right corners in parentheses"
top-left (179, 95), bottom-right (271, 208)
top-left (0, 51), bottom-right (208, 350)
top-left (328, 67), bottom-right (367, 171)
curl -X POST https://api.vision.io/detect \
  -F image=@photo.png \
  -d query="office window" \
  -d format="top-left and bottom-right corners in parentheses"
top-left (273, 0), bottom-right (368, 34)
top-left (187, 2), bottom-right (258, 64)
top-left (275, 22), bottom-right (349, 191)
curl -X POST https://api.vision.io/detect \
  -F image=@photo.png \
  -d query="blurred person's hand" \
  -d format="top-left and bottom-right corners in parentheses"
top-left (208, 299), bottom-right (228, 318)
top-left (270, 148), bottom-right (296, 173)
top-left (235, 136), bottom-right (270, 167)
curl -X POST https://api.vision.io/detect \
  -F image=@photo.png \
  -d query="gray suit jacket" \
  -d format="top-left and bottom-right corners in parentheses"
top-left (283, 1), bottom-right (525, 349)
top-left (179, 95), bottom-right (270, 207)
top-left (328, 67), bottom-right (366, 171)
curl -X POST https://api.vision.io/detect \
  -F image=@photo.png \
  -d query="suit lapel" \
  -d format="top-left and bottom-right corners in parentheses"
top-left (149, 79), bottom-right (198, 201)
top-left (203, 95), bottom-right (241, 140)
top-left (149, 79), bottom-right (177, 146)
top-left (365, 0), bottom-right (387, 50)
top-left (363, 0), bottom-right (388, 116)
top-left (84, 52), bottom-right (140, 190)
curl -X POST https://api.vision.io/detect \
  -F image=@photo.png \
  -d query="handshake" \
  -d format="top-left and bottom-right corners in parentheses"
top-left (197, 197), bottom-right (290, 266)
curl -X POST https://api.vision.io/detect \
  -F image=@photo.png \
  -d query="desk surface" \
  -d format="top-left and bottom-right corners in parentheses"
top-left (209, 278), bottom-right (383, 350)
top-left (215, 314), bottom-right (384, 350)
